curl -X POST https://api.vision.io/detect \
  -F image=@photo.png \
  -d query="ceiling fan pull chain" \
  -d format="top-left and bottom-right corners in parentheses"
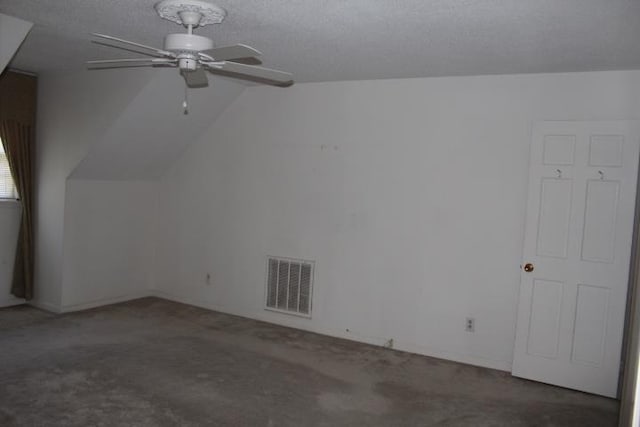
top-left (183, 85), bottom-right (189, 115)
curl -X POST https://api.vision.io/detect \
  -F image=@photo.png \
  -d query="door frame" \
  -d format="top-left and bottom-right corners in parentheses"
top-left (617, 150), bottom-right (640, 425)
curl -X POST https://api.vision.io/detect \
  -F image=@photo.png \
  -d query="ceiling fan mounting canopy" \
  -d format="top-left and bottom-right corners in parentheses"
top-left (155, 0), bottom-right (227, 27)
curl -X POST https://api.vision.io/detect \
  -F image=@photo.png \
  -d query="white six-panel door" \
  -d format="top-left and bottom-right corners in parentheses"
top-left (512, 121), bottom-right (639, 398)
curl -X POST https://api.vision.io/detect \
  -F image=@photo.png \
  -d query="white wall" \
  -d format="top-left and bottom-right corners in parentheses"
top-left (0, 201), bottom-right (22, 307)
top-left (35, 69), bottom-right (244, 312)
top-left (35, 69), bottom-right (152, 311)
top-left (32, 67), bottom-right (640, 371)
top-left (155, 70), bottom-right (640, 371)
top-left (60, 179), bottom-right (158, 311)
top-left (71, 70), bottom-right (245, 181)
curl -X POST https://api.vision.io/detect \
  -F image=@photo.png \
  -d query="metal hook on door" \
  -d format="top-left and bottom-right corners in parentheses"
top-left (598, 170), bottom-right (604, 180)
top-left (556, 169), bottom-right (562, 179)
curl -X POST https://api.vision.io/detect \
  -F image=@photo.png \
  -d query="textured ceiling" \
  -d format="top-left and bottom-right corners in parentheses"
top-left (1, 0), bottom-right (640, 82)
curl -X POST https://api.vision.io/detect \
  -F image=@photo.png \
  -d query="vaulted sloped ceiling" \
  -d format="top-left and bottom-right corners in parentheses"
top-left (0, 13), bottom-right (32, 73)
top-left (70, 69), bottom-right (245, 180)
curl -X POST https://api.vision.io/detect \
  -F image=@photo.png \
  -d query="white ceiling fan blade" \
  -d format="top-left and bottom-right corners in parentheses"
top-left (206, 61), bottom-right (293, 84)
top-left (92, 33), bottom-right (176, 58)
top-left (87, 58), bottom-right (177, 69)
top-left (87, 58), bottom-right (176, 65)
top-left (200, 44), bottom-right (261, 61)
top-left (228, 57), bottom-right (262, 66)
top-left (182, 68), bottom-right (209, 88)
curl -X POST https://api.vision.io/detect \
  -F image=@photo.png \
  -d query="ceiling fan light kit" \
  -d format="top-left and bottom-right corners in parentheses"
top-left (87, 0), bottom-right (293, 111)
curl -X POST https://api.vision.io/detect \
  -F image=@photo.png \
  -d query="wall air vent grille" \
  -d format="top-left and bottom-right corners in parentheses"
top-left (265, 256), bottom-right (314, 317)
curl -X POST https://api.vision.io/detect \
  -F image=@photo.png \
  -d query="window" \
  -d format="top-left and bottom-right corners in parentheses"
top-left (0, 139), bottom-right (18, 199)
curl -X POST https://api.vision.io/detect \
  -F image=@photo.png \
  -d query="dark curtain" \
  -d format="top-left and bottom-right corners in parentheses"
top-left (0, 70), bottom-right (37, 301)
top-left (0, 120), bottom-right (34, 299)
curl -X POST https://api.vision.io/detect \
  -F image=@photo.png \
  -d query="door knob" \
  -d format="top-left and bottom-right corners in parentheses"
top-left (523, 263), bottom-right (534, 272)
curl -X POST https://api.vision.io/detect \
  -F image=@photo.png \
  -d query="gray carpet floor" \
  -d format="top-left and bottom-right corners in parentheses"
top-left (0, 297), bottom-right (618, 426)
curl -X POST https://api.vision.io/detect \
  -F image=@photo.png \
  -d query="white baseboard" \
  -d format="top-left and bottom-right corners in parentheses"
top-left (0, 296), bottom-right (26, 308)
top-left (59, 290), bottom-right (153, 313)
top-left (23, 287), bottom-right (513, 372)
top-left (29, 299), bottom-right (62, 313)
top-left (150, 289), bottom-right (513, 373)
top-left (150, 289), bottom-right (237, 314)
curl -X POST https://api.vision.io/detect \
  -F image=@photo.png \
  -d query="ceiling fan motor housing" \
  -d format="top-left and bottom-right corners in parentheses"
top-left (164, 33), bottom-right (213, 53)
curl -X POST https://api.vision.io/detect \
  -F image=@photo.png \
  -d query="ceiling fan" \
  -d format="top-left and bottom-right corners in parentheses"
top-left (87, 0), bottom-right (293, 91)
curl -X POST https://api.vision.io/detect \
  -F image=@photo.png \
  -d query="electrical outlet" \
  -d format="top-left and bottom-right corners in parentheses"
top-left (465, 317), bottom-right (475, 332)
